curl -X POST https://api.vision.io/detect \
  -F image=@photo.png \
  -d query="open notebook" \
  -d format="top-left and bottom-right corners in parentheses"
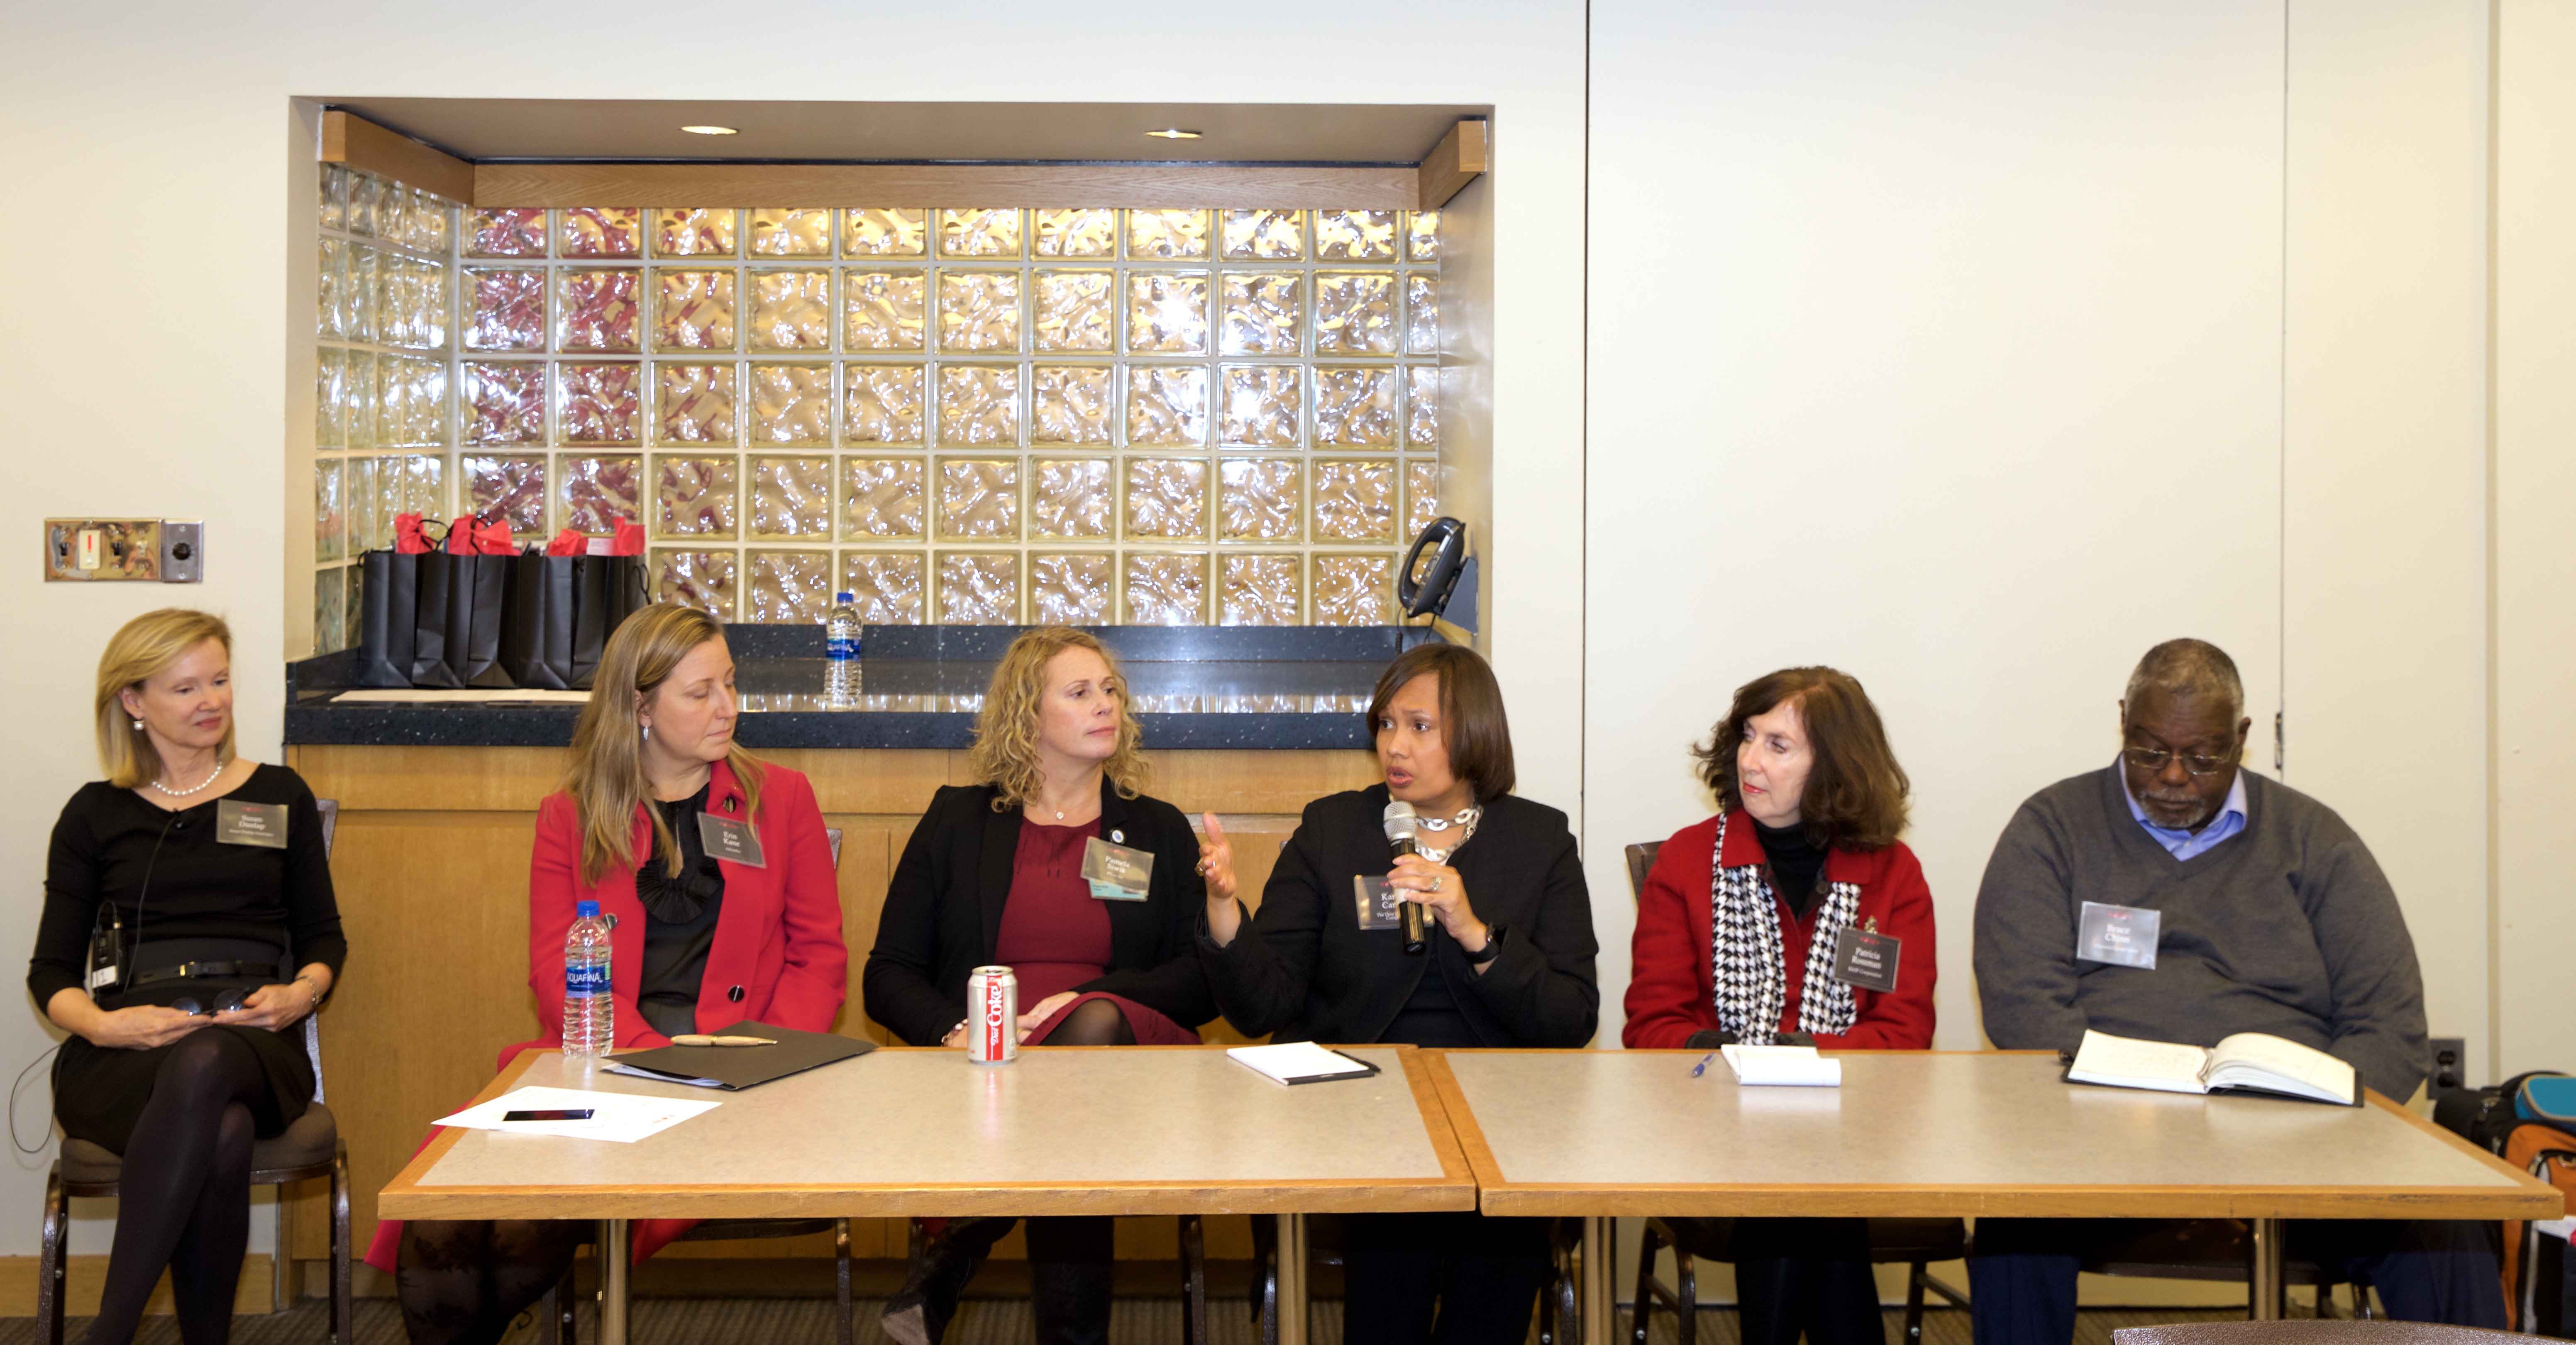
top-left (2065, 1028), bottom-right (2360, 1106)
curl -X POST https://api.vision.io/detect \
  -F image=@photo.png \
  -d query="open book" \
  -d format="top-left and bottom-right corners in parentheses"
top-left (2065, 1028), bottom-right (2361, 1106)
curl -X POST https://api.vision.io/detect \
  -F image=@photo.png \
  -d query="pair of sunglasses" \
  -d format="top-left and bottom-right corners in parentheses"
top-left (170, 990), bottom-right (248, 1016)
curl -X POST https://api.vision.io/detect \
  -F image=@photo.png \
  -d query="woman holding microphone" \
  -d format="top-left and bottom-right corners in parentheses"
top-left (1196, 642), bottom-right (1597, 1345)
top-left (866, 625), bottom-right (1218, 1345)
top-left (30, 609), bottom-right (345, 1345)
top-left (378, 603), bottom-right (848, 1345)
top-left (1624, 665), bottom-right (1934, 1345)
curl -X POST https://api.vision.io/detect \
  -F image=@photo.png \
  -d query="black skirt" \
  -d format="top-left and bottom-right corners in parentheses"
top-left (53, 972), bottom-right (316, 1155)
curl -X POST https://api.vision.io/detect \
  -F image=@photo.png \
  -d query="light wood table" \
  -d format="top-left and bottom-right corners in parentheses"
top-left (1429, 1050), bottom-right (2565, 1345)
top-left (382, 1044), bottom-right (1474, 1345)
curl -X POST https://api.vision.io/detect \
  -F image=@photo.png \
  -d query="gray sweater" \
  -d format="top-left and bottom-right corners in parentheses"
top-left (1973, 766), bottom-right (2427, 1100)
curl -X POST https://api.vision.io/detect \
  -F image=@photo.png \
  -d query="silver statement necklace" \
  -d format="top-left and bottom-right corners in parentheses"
top-left (1413, 806), bottom-right (1483, 864)
top-left (153, 757), bottom-right (230, 798)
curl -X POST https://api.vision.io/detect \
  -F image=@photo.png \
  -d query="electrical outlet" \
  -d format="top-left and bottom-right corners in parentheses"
top-left (44, 519), bottom-right (160, 582)
top-left (159, 520), bottom-right (204, 583)
top-left (2429, 1035), bottom-right (2470, 1096)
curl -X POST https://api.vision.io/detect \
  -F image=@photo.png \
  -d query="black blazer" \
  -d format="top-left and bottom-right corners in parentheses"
top-left (864, 779), bottom-right (1218, 1047)
top-left (1197, 784), bottom-right (1599, 1047)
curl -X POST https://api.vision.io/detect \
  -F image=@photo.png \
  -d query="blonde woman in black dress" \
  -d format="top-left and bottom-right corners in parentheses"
top-left (29, 609), bottom-right (344, 1345)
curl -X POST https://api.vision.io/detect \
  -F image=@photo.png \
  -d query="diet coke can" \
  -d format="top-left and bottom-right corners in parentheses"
top-left (967, 966), bottom-right (1018, 1064)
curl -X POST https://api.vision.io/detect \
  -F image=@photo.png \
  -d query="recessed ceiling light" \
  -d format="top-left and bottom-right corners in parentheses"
top-left (680, 125), bottom-right (740, 136)
top-left (1145, 128), bottom-right (1202, 140)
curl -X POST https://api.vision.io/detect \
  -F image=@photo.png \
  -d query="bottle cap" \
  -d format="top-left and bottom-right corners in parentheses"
top-left (576, 900), bottom-right (601, 919)
top-left (834, 591), bottom-right (855, 603)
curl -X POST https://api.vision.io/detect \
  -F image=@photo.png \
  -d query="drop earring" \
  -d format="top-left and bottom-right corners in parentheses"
top-left (641, 723), bottom-right (651, 742)
top-left (131, 718), bottom-right (143, 730)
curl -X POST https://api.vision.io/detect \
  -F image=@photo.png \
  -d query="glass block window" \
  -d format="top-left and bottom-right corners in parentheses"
top-left (310, 164), bottom-right (458, 654)
top-left (306, 193), bottom-right (1442, 640)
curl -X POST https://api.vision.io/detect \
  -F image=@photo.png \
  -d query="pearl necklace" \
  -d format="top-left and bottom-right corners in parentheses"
top-left (152, 757), bottom-right (230, 798)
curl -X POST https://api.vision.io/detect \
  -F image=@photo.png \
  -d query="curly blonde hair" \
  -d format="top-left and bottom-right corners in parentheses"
top-left (967, 627), bottom-right (1148, 810)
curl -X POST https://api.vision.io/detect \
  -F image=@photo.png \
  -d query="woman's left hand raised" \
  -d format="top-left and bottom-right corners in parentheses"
top-left (1195, 813), bottom-right (1237, 903)
top-left (1390, 853), bottom-right (1492, 956)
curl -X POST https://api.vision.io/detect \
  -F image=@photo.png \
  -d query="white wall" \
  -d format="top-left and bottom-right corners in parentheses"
top-left (2281, 0), bottom-right (2495, 1075)
top-left (0, 0), bottom-right (1587, 1260)
top-left (2492, 0), bottom-right (2576, 1081)
top-left (1586, 1), bottom-right (2290, 1050)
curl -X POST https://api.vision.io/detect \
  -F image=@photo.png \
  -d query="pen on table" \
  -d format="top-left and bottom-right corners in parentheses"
top-left (1690, 1050), bottom-right (1719, 1078)
top-left (671, 1035), bottom-right (776, 1047)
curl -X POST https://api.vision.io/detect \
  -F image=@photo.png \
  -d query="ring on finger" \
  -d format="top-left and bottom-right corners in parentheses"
top-left (1430, 876), bottom-right (1443, 891)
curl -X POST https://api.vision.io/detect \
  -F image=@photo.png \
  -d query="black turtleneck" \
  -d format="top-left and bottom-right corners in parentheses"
top-left (1753, 816), bottom-right (1828, 921)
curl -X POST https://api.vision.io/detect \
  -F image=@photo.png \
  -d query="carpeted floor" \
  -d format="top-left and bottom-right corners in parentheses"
top-left (0, 1301), bottom-right (2253, 1345)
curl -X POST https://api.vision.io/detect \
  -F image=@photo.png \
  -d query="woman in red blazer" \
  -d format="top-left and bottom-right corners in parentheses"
top-left (1623, 666), bottom-right (1933, 1345)
top-left (371, 604), bottom-right (848, 1345)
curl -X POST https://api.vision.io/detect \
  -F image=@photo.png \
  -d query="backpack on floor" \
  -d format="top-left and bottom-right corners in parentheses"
top-left (2500, 1121), bottom-right (2576, 1335)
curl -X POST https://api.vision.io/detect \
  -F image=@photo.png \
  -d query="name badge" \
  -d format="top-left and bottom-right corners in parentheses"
top-left (2077, 900), bottom-right (2159, 969)
top-left (215, 800), bottom-right (287, 849)
top-left (697, 812), bottom-right (765, 868)
top-left (1829, 926), bottom-right (1901, 992)
top-left (1081, 836), bottom-right (1152, 901)
top-left (1353, 874), bottom-right (1404, 930)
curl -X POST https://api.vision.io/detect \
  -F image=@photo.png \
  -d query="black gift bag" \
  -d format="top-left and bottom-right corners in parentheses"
top-left (499, 555), bottom-right (578, 691)
top-left (352, 549), bottom-right (418, 688)
top-left (571, 554), bottom-right (651, 689)
top-left (409, 551), bottom-right (460, 688)
top-left (413, 552), bottom-right (512, 688)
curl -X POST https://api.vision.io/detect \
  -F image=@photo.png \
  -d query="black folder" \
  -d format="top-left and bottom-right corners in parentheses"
top-left (606, 1021), bottom-right (874, 1091)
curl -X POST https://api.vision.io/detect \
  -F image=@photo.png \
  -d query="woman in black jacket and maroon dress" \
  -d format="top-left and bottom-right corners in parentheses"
top-left (1196, 642), bottom-right (1599, 1345)
top-left (865, 626), bottom-right (1221, 1345)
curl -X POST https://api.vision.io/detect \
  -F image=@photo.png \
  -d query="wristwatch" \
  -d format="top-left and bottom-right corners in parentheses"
top-left (1462, 923), bottom-right (1506, 965)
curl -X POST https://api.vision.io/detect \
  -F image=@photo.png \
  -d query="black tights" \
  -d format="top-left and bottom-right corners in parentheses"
top-left (1035, 998), bottom-right (1136, 1046)
top-left (87, 1031), bottom-right (266, 1345)
top-left (395, 1218), bottom-right (587, 1345)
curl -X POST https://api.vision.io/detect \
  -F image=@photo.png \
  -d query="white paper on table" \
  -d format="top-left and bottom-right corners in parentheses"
top-left (1721, 1044), bottom-right (1843, 1087)
top-left (433, 1086), bottom-right (720, 1143)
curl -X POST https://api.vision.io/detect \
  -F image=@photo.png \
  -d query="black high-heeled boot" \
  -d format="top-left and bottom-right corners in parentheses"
top-left (883, 1217), bottom-right (1018, 1345)
top-left (1029, 1252), bottom-right (1114, 1345)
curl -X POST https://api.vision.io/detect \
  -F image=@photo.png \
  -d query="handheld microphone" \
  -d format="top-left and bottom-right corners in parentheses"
top-left (1382, 801), bottom-right (1428, 956)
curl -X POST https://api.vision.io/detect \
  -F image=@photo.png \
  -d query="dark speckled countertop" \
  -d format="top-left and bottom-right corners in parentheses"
top-left (285, 625), bottom-right (1438, 750)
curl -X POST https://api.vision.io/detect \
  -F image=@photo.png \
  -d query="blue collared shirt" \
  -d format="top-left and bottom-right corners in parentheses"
top-left (2119, 756), bottom-right (2249, 861)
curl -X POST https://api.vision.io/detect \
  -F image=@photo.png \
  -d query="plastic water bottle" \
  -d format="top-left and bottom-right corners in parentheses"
top-left (563, 900), bottom-right (613, 1055)
top-left (824, 591), bottom-right (862, 706)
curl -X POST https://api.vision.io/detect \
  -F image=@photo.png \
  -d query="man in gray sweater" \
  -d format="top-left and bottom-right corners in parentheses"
top-left (1967, 639), bottom-right (2501, 1345)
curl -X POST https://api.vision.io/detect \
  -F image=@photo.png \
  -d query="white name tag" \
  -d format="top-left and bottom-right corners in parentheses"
top-left (2078, 900), bottom-right (2160, 969)
top-left (1081, 836), bottom-right (1152, 900)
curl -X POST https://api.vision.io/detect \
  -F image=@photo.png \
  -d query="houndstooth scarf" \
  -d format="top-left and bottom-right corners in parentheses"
top-left (1709, 812), bottom-right (1862, 1044)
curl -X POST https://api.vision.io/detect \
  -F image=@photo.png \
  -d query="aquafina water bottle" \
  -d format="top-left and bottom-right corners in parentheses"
top-left (825, 591), bottom-right (862, 707)
top-left (563, 899), bottom-right (613, 1055)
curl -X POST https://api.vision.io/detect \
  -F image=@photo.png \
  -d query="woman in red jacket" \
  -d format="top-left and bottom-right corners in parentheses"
top-left (375, 603), bottom-right (849, 1345)
top-left (1624, 665), bottom-right (1932, 1345)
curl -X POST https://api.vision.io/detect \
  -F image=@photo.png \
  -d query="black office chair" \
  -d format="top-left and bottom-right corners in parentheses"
top-left (1620, 840), bottom-right (1972, 1345)
top-left (37, 801), bottom-right (357, 1345)
top-left (539, 826), bottom-right (858, 1345)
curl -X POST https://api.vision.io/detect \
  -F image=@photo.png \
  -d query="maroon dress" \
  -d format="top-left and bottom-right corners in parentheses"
top-left (997, 819), bottom-right (1197, 1044)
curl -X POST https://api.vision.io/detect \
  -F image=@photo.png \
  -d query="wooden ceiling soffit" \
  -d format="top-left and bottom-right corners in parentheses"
top-left (1417, 120), bottom-right (1489, 210)
top-left (319, 110), bottom-right (475, 203)
top-left (470, 162), bottom-right (1416, 210)
top-left (319, 112), bottom-right (1486, 212)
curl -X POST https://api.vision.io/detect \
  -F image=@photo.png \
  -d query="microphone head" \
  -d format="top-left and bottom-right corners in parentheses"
top-left (1382, 800), bottom-right (1419, 842)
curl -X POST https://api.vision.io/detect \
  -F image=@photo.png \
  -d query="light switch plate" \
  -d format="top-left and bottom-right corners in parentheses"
top-left (159, 520), bottom-right (204, 583)
top-left (44, 519), bottom-right (160, 581)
